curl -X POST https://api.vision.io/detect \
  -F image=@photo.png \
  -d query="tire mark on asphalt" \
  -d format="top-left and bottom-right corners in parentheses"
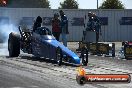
top-left (0, 57), bottom-right (113, 88)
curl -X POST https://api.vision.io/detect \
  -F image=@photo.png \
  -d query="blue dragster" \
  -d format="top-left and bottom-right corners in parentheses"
top-left (8, 26), bottom-right (81, 66)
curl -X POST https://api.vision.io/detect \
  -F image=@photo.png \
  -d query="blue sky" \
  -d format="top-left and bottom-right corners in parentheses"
top-left (49, 0), bottom-right (132, 9)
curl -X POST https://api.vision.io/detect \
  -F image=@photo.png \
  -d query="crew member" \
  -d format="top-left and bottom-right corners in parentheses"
top-left (52, 13), bottom-right (61, 41)
top-left (92, 13), bottom-right (101, 43)
top-left (59, 10), bottom-right (69, 47)
top-left (86, 12), bottom-right (101, 43)
top-left (86, 12), bottom-right (95, 31)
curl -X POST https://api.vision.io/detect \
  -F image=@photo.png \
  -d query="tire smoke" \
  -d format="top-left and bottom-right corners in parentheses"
top-left (0, 24), bottom-right (19, 43)
top-left (0, 24), bottom-right (19, 56)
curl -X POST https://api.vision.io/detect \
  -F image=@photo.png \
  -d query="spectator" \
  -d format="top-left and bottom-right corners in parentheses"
top-left (59, 10), bottom-right (69, 47)
top-left (52, 13), bottom-right (61, 41)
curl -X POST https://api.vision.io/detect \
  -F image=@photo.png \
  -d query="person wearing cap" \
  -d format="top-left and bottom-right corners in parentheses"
top-left (52, 13), bottom-right (61, 41)
top-left (59, 10), bottom-right (69, 47)
top-left (33, 16), bottom-right (42, 32)
top-left (92, 13), bottom-right (101, 43)
top-left (86, 12), bottom-right (95, 31)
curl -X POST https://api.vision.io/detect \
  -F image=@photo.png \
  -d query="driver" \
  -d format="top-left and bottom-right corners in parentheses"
top-left (33, 16), bottom-right (42, 32)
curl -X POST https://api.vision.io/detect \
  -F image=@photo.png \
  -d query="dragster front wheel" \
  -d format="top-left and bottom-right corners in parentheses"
top-left (81, 47), bottom-right (88, 66)
top-left (56, 47), bottom-right (63, 66)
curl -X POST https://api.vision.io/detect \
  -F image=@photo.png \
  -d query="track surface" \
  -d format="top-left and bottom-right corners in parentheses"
top-left (0, 43), bottom-right (132, 88)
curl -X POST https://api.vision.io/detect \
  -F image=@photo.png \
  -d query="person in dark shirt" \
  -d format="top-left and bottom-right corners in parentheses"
top-left (86, 12), bottom-right (95, 31)
top-left (86, 12), bottom-right (101, 43)
top-left (92, 13), bottom-right (101, 43)
top-left (59, 10), bottom-right (69, 47)
top-left (52, 13), bottom-right (61, 41)
top-left (33, 16), bottom-right (42, 32)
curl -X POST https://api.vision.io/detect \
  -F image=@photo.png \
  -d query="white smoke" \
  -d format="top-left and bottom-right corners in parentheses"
top-left (0, 24), bottom-right (19, 51)
top-left (0, 23), bottom-right (19, 56)
top-left (0, 24), bottom-right (18, 43)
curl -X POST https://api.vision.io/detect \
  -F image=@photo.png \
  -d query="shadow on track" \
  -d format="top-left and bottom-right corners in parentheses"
top-left (6, 54), bottom-right (79, 67)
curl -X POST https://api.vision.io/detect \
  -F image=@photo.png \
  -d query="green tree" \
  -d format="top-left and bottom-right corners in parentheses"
top-left (39, 0), bottom-right (50, 8)
top-left (59, 0), bottom-right (79, 9)
top-left (99, 0), bottom-right (125, 9)
top-left (5, 0), bottom-right (50, 8)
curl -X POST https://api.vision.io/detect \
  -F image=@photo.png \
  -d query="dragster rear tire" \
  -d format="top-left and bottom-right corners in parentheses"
top-left (8, 32), bottom-right (20, 57)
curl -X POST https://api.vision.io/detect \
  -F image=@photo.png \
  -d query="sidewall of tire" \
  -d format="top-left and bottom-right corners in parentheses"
top-left (8, 32), bottom-right (20, 57)
top-left (81, 48), bottom-right (88, 66)
top-left (56, 47), bottom-right (62, 66)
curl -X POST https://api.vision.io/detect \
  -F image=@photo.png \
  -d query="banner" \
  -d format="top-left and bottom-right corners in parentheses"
top-left (76, 67), bottom-right (131, 85)
top-left (120, 17), bottom-right (132, 25)
top-left (71, 17), bottom-right (84, 26)
top-left (99, 17), bottom-right (108, 25)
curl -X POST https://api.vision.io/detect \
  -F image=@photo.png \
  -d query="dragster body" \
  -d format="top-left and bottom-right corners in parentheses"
top-left (8, 26), bottom-right (81, 65)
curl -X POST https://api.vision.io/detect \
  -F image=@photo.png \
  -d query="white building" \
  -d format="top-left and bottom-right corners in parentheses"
top-left (0, 8), bottom-right (132, 42)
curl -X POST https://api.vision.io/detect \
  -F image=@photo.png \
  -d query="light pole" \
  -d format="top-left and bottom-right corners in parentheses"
top-left (97, 0), bottom-right (98, 9)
